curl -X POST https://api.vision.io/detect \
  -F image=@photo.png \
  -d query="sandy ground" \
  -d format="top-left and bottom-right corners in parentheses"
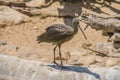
top-left (0, 17), bottom-right (107, 61)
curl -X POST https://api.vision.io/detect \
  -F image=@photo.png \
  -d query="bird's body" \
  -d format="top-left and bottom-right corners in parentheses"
top-left (37, 18), bottom-right (87, 67)
top-left (37, 24), bottom-right (78, 45)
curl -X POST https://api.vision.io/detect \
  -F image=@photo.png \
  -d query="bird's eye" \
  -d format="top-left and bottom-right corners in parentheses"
top-left (81, 15), bottom-right (87, 19)
top-left (75, 22), bottom-right (79, 25)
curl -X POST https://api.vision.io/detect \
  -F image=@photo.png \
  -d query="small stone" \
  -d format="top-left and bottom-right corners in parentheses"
top-left (79, 56), bottom-right (96, 66)
top-left (95, 56), bottom-right (106, 63)
top-left (105, 58), bottom-right (118, 67)
top-left (90, 63), bottom-right (105, 67)
top-left (68, 55), bottom-right (96, 66)
top-left (33, 26), bottom-right (39, 30)
top-left (0, 41), bottom-right (7, 45)
top-left (68, 59), bottom-right (83, 65)
top-left (48, 68), bottom-right (53, 71)
top-left (0, 6), bottom-right (30, 26)
top-left (26, 0), bottom-right (46, 7)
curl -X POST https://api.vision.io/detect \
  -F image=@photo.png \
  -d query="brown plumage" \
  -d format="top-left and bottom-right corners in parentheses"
top-left (37, 18), bottom-right (87, 67)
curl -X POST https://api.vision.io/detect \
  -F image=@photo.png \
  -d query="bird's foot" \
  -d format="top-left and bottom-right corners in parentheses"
top-left (51, 61), bottom-right (64, 70)
top-left (51, 61), bottom-right (59, 67)
top-left (51, 61), bottom-right (64, 68)
top-left (59, 65), bottom-right (64, 70)
top-left (60, 63), bottom-right (63, 67)
top-left (59, 63), bottom-right (64, 70)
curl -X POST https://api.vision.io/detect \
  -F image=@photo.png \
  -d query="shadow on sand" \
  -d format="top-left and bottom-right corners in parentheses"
top-left (48, 64), bottom-right (101, 80)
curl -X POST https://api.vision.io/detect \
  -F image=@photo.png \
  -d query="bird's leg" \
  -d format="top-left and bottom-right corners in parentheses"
top-left (52, 45), bottom-right (59, 66)
top-left (58, 45), bottom-right (63, 68)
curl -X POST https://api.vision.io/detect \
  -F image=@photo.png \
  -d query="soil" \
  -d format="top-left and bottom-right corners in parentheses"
top-left (0, 17), bottom-right (106, 57)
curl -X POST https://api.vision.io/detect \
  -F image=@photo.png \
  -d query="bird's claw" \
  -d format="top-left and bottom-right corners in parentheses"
top-left (51, 61), bottom-right (64, 69)
top-left (51, 61), bottom-right (59, 66)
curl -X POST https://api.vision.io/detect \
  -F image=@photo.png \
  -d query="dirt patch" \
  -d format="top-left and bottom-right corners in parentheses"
top-left (0, 16), bottom-right (109, 65)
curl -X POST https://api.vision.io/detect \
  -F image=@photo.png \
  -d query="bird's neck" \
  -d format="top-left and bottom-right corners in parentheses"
top-left (73, 25), bottom-right (78, 34)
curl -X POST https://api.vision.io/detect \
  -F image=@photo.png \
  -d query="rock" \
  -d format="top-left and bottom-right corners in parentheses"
top-left (70, 51), bottom-right (88, 57)
top-left (0, 1), bottom-right (82, 17)
top-left (26, 0), bottom-right (47, 7)
top-left (95, 56), bottom-right (106, 63)
top-left (21, 0), bottom-right (31, 2)
top-left (113, 41), bottom-right (120, 49)
top-left (79, 11), bottom-right (120, 49)
top-left (68, 53), bottom-right (96, 66)
top-left (29, 1), bottom-right (82, 17)
top-left (79, 11), bottom-right (120, 31)
top-left (105, 58), bottom-right (118, 67)
top-left (0, 44), bottom-right (19, 54)
top-left (0, 54), bottom-right (120, 80)
top-left (1, 0), bottom-right (21, 2)
top-left (68, 59), bottom-right (82, 65)
top-left (0, 0), bottom-right (26, 7)
top-left (83, 42), bottom-right (120, 58)
top-left (0, 41), bottom-right (7, 45)
top-left (79, 56), bottom-right (96, 66)
top-left (91, 42), bottom-right (119, 54)
top-left (33, 26), bottom-right (39, 30)
top-left (67, 51), bottom-right (87, 65)
top-left (110, 32), bottom-right (120, 49)
top-left (0, 6), bottom-right (30, 26)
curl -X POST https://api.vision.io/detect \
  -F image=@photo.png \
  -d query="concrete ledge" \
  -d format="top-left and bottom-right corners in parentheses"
top-left (0, 54), bottom-right (120, 80)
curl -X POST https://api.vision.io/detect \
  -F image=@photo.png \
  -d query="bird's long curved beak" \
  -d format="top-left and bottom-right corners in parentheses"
top-left (78, 25), bottom-right (87, 40)
top-left (73, 17), bottom-right (87, 40)
top-left (78, 16), bottom-right (89, 31)
top-left (76, 17), bottom-right (87, 40)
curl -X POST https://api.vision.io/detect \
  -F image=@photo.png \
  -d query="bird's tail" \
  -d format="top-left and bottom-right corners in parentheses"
top-left (37, 33), bottom-right (45, 44)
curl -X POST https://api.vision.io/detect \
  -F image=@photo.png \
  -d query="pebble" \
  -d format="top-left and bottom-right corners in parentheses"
top-left (68, 55), bottom-right (96, 66)
top-left (0, 41), bottom-right (7, 45)
top-left (105, 58), bottom-right (118, 67)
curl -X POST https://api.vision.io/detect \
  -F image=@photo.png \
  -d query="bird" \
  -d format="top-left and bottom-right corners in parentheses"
top-left (37, 18), bottom-right (87, 67)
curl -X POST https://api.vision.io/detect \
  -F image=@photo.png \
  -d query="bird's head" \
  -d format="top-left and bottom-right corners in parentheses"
top-left (72, 18), bottom-right (80, 27)
top-left (72, 18), bottom-right (87, 40)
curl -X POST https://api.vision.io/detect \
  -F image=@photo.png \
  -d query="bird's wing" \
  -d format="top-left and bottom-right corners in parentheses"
top-left (45, 24), bottom-right (74, 36)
